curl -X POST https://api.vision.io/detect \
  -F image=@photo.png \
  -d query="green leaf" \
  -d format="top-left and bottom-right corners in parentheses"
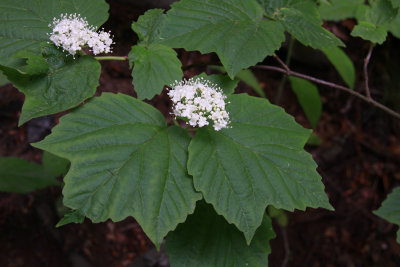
top-left (0, 45), bottom-right (101, 125)
top-left (235, 69), bottom-right (266, 98)
top-left (289, 77), bottom-right (322, 129)
top-left (374, 187), bottom-right (400, 243)
top-left (387, 12), bottom-right (400, 38)
top-left (33, 93), bottom-right (201, 248)
top-left (0, 157), bottom-right (59, 193)
top-left (260, 0), bottom-right (344, 49)
top-left (267, 205), bottom-right (288, 227)
top-left (15, 50), bottom-right (49, 75)
top-left (391, 0), bottom-right (400, 8)
top-left (42, 151), bottom-right (70, 178)
top-left (351, 21), bottom-right (387, 44)
top-left (383, 0), bottom-right (400, 38)
top-left (166, 201), bottom-right (275, 267)
top-left (367, 0), bottom-right (397, 25)
top-left (25, 56), bottom-right (49, 75)
top-left (160, 0), bottom-right (285, 78)
top-left (354, 5), bottom-right (371, 21)
top-left (210, 65), bottom-right (266, 97)
top-left (56, 209), bottom-right (85, 227)
top-left (132, 9), bottom-right (166, 47)
top-left (392, 0), bottom-right (400, 8)
top-left (188, 94), bottom-right (332, 243)
top-left (280, 11), bottom-right (344, 49)
top-left (129, 44), bottom-right (182, 100)
top-left (351, 0), bottom-right (398, 43)
top-left (306, 132), bottom-right (322, 146)
top-left (194, 73), bottom-right (239, 95)
top-left (318, 0), bottom-right (364, 21)
top-left (0, 0), bottom-right (109, 67)
top-left (321, 46), bottom-right (355, 89)
top-left (0, 71), bottom-right (9, 86)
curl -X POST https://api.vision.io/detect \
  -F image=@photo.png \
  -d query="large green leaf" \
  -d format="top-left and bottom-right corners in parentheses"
top-left (289, 77), bottom-right (322, 129)
top-left (318, 0), bottom-right (364, 21)
top-left (188, 94), bottom-right (332, 243)
top-left (278, 8), bottom-right (341, 49)
top-left (132, 9), bottom-right (166, 47)
top-left (0, 157), bottom-right (59, 193)
top-left (129, 44), bottom-right (182, 100)
top-left (374, 187), bottom-right (400, 243)
top-left (0, 0), bottom-right (109, 67)
top-left (321, 46), bottom-right (355, 89)
top-left (0, 45), bottom-right (101, 125)
top-left (34, 93), bottom-right (201, 247)
top-left (159, 0), bottom-right (285, 78)
top-left (259, 0), bottom-right (344, 49)
top-left (166, 201), bottom-right (275, 267)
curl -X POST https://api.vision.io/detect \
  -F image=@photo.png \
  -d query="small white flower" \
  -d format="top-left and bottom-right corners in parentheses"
top-left (48, 13), bottom-right (113, 56)
top-left (168, 78), bottom-right (231, 131)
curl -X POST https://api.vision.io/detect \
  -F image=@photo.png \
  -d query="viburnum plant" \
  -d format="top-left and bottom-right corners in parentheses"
top-left (1, 0), bottom-right (400, 265)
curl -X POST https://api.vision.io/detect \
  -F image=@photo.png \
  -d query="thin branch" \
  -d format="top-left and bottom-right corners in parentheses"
top-left (274, 54), bottom-right (290, 72)
top-left (274, 37), bottom-right (295, 104)
top-left (363, 43), bottom-right (374, 99)
top-left (253, 64), bottom-right (400, 120)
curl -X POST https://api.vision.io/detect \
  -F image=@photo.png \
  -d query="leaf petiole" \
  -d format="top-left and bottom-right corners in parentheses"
top-left (94, 56), bottom-right (128, 61)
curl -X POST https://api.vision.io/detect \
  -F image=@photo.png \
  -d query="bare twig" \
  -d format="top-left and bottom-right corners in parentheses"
top-left (363, 44), bottom-right (374, 99)
top-left (274, 37), bottom-right (295, 104)
top-left (274, 54), bottom-right (290, 72)
top-left (253, 63), bottom-right (400, 120)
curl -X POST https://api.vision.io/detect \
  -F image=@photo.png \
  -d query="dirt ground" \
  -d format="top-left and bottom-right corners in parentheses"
top-left (1, 1), bottom-right (400, 266)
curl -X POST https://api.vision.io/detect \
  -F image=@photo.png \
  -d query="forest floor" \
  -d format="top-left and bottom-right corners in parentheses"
top-left (1, 1), bottom-right (400, 266)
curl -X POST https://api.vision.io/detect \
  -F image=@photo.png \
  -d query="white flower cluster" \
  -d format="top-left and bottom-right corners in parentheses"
top-left (168, 78), bottom-right (230, 131)
top-left (48, 14), bottom-right (113, 56)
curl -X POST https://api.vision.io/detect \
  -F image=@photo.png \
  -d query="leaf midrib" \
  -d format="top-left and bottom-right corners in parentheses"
top-left (79, 127), bottom-right (165, 220)
top-left (220, 130), bottom-right (308, 208)
top-left (205, 130), bottom-right (253, 237)
top-left (154, 128), bottom-right (170, 241)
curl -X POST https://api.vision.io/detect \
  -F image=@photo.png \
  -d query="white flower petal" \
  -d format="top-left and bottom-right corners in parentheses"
top-left (49, 14), bottom-right (113, 56)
